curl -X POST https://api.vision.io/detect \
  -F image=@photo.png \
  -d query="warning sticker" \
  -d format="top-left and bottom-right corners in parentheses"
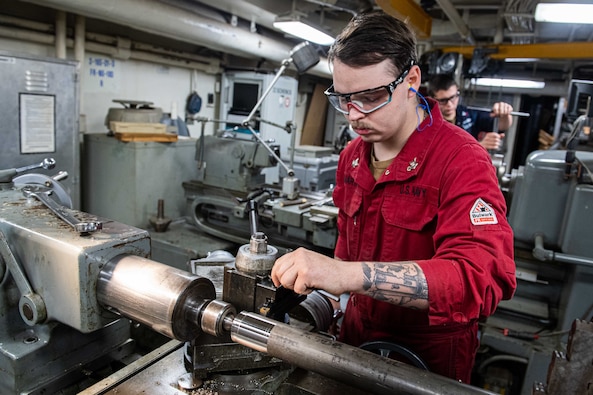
top-left (470, 198), bottom-right (498, 225)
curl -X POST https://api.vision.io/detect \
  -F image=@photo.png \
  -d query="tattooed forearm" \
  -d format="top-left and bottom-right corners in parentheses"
top-left (361, 262), bottom-right (429, 309)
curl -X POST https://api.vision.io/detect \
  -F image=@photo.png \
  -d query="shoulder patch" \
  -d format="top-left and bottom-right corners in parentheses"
top-left (470, 198), bottom-right (498, 225)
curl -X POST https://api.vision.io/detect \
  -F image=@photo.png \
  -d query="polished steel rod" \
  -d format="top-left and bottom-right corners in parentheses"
top-left (231, 312), bottom-right (495, 395)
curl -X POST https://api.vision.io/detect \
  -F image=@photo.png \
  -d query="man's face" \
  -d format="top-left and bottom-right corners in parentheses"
top-left (432, 85), bottom-right (460, 121)
top-left (330, 59), bottom-right (413, 145)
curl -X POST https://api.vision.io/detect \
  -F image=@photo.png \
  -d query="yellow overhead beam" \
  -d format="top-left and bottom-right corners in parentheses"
top-left (376, 0), bottom-right (432, 39)
top-left (440, 42), bottom-right (593, 60)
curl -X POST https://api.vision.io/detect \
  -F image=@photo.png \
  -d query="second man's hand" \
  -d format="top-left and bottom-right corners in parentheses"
top-left (490, 101), bottom-right (514, 132)
top-left (480, 132), bottom-right (505, 151)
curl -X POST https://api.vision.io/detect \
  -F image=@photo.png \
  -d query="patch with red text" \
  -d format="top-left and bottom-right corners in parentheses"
top-left (470, 198), bottom-right (498, 225)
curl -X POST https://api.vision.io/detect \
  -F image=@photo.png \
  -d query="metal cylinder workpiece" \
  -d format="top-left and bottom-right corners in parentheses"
top-left (230, 311), bottom-right (495, 395)
top-left (97, 254), bottom-right (216, 341)
top-left (230, 311), bottom-right (277, 353)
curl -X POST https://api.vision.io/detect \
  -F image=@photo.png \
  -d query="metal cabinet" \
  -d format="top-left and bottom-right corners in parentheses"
top-left (0, 51), bottom-right (80, 207)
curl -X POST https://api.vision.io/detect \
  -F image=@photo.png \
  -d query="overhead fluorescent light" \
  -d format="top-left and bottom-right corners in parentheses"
top-left (273, 16), bottom-right (334, 46)
top-left (535, 3), bottom-right (593, 24)
top-left (504, 58), bottom-right (539, 63)
top-left (473, 78), bottom-right (546, 89)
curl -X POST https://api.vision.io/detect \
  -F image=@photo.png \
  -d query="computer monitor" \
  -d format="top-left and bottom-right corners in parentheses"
top-left (230, 82), bottom-right (260, 116)
top-left (566, 79), bottom-right (593, 121)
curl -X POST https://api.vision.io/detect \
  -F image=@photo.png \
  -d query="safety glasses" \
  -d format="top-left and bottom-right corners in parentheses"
top-left (434, 92), bottom-right (460, 105)
top-left (324, 66), bottom-right (411, 115)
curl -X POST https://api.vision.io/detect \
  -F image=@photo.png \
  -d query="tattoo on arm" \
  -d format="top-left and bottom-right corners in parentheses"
top-left (361, 262), bottom-right (428, 308)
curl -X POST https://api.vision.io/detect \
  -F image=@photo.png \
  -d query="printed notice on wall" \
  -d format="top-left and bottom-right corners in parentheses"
top-left (20, 94), bottom-right (55, 154)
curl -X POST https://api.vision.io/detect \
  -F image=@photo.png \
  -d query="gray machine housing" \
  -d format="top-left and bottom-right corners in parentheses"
top-left (83, 133), bottom-right (198, 229)
top-left (281, 145), bottom-right (339, 192)
top-left (508, 149), bottom-right (593, 256)
top-left (0, 187), bottom-right (150, 394)
top-left (479, 148), bottom-right (593, 395)
top-left (0, 51), bottom-right (80, 208)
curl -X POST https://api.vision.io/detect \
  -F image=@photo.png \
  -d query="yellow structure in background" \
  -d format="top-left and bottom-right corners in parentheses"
top-left (376, 0), bottom-right (432, 39)
top-left (441, 42), bottom-right (593, 60)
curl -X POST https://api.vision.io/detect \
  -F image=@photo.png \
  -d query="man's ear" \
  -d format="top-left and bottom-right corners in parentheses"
top-left (406, 65), bottom-right (422, 92)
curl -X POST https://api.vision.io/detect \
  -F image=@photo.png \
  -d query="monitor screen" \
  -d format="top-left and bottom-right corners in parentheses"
top-left (230, 82), bottom-right (260, 115)
top-left (567, 79), bottom-right (593, 121)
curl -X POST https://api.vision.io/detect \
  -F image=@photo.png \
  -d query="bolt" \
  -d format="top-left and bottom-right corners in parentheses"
top-left (149, 199), bottom-right (172, 232)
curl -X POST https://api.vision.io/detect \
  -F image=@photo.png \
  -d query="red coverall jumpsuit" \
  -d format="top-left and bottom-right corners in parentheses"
top-left (332, 99), bottom-right (516, 383)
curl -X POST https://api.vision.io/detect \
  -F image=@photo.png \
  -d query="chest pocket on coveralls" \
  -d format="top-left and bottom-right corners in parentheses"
top-left (342, 188), bottom-right (362, 218)
top-left (381, 184), bottom-right (438, 232)
top-left (339, 187), bottom-right (363, 257)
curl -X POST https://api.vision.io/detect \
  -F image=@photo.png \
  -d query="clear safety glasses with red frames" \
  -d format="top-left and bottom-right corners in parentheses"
top-left (324, 65), bottom-right (411, 115)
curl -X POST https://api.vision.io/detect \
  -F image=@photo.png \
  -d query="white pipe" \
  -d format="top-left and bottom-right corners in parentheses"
top-left (434, 0), bottom-right (476, 45)
top-left (0, 25), bottom-right (53, 44)
top-left (429, 15), bottom-right (497, 38)
top-left (55, 10), bottom-right (67, 58)
top-left (74, 15), bottom-right (85, 111)
top-left (493, 9), bottom-right (504, 45)
top-left (19, 0), bottom-right (332, 78)
top-left (0, 23), bottom-right (221, 74)
top-left (83, 42), bottom-right (220, 73)
top-left (0, 15), bottom-right (53, 32)
top-left (85, 32), bottom-right (220, 70)
top-left (74, 15), bottom-right (85, 64)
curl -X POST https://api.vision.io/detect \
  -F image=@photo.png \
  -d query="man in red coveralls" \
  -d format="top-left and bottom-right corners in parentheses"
top-left (271, 10), bottom-right (516, 384)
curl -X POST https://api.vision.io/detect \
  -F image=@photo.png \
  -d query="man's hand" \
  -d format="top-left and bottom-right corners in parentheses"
top-left (491, 102), bottom-right (513, 117)
top-left (271, 248), bottom-right (357, 296)
top-left (272, 248), bottom-right (429, 310)
top-left (490, 101), bottom-right (514, 131)
top-left (479, 132), bottom-right (505, 151)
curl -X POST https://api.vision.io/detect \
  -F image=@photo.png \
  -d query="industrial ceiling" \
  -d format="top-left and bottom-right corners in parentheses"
top-left (183, 0), bottom-right (593, 82)
top-left (8, 0), bottom-right (593, 83)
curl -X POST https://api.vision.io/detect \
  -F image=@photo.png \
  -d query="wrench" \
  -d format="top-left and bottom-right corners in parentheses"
top-left (22, 186), bottom-right (102, 234)
top-left (15, 158), bottom-right (56, 173)
top-left (0, 158), bottom-right (57, 183)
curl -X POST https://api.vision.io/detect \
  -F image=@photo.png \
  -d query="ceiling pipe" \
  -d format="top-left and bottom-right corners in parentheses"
top-left (191, 0), bottom-right (278, 28)
top-left (0, 24), bottom-right (54, 45)
top-left (434, 0), bottom-right (475, 45)
top-left (0, 21), bottom-right (223, 74)
top-left (304, 0), bottom-right (358, 16)
top-left (430, 14), bottom-right (498, 37)
top-left (55, 10), bottom-right (66, 58)
top-left (0, 14), bottom-right (51, 32)
top-left (74, 14), bottom-right (85, 110)
top-left (74, 15), bottom-right (85, 64)
top-left (17, 0), bottom-right (332, 78)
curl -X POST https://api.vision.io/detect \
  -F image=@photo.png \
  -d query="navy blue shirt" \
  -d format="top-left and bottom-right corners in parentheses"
top-left (455, 104), bottom-right (496, 140)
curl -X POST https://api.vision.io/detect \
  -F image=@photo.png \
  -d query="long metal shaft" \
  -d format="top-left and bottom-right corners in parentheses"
top-left (231, 312), bottom-right (495, 395)
top-left (466, 105), bottom-right (530, 117)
